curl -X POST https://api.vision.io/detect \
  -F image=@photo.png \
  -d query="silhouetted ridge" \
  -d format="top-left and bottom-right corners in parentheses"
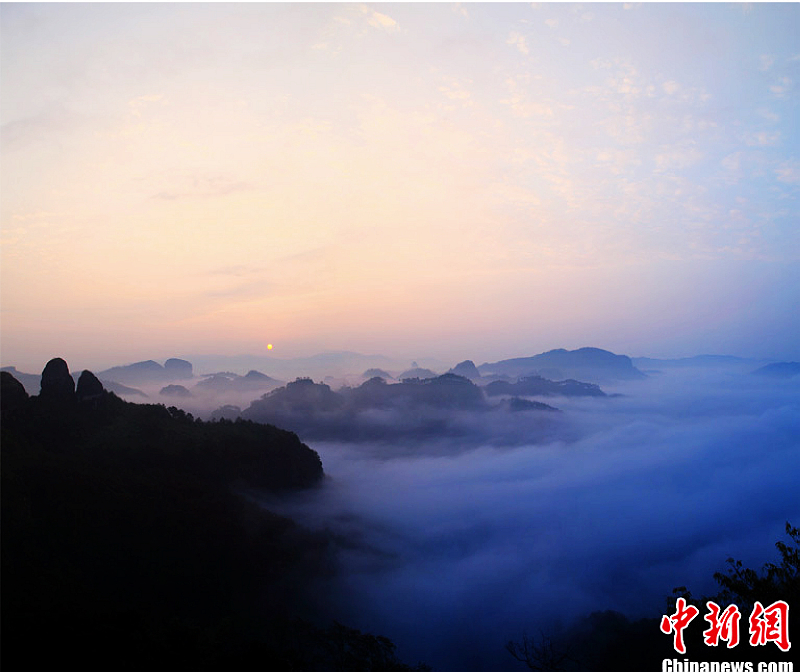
top-left (0, 366), bottom-right (40, 395)
top-left (1, 370), bottom-right (29, 411)
top-left (3, 364), bottom-right (430, 671)
top-left (3, 362), bottom-right (323, 492)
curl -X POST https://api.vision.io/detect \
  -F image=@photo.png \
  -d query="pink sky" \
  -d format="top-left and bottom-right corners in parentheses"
top-left (2, 3), bottom-right (798, 372)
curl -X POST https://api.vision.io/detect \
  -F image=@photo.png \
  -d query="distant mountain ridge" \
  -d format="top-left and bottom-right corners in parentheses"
top-left (485, 375), bottom-right (606, 398)
top-left (479, 347), bottom-right (645, 383)
top-left (194, 370), bottom-right (283, 394)
top-left (98, 358), bottom-right (193, 386)
top-left (632, 355), bottom-right (760, 370)
top-left (239, 371), bottom-right (587, 444)
top-left (751, 362), bottom-right (800, 379)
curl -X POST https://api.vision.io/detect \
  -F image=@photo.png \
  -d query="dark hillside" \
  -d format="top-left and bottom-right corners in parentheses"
top-left (2, 361), bottom-right (329, 668)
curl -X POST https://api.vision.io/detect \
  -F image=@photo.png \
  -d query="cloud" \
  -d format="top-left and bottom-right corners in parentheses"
top-left (0, 104), bottom-right (83, 151)
top-left (453, 3), bottom-right (469, 19)
top-left (438, 79), bottom-right (473, 106)
top-left (662, 81), bottom-right (680, 95)
top-left (757, 107), bottom-right (780, 123)
top-left (361, 5), bottom-right (399, 32)
top-left (770, 76), bottom-right (792, 96)
top-left (265, 369), bottom-right (800, 670)
top-left (655, 144), bottom-right (704, 171)
top-left (775, 160), bottom-right (800, 185)
top-left (743, 130), bottom-right (781, 147)
top-left (506, 31), bottom-right (529, 55)
top-left (150, 174), bottom-right (252, 201)
top-left (500, 77), bottom-right (555, 118)
top-left (721, 152), bottom-right (741, 172)
top-left (759, 54), bottom-right (775, 71)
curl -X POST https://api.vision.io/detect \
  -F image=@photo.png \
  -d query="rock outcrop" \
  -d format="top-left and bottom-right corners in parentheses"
top-left (76, 370), bottom-right (105, 401)
top-left (40, 357), bottom-right (75, 401)
top-left (1, 371), bottom-right (29, 411)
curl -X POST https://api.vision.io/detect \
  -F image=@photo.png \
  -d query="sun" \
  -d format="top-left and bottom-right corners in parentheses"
top-left (267, 343), bottom-right (273, 350)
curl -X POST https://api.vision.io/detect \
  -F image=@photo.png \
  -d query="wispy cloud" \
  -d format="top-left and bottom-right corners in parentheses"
top-left (438, 79), bottom-right (473, 106)
top-left (742, 130), bottom-right (781, 147)
top-left (775, 160), bottom-right (800, 185)
top-left (360, 5), bottom-right (399, 32)
top-left (770, 76), bottom-right (792, 96)
top-left (453, 3), bottom-right (469, 20)
top-left (662, 80), bottom-right (680, 95)
top-left (506, 31), bottom-right (529, 55)
top-left (151, 175), bottom-right (252, 201)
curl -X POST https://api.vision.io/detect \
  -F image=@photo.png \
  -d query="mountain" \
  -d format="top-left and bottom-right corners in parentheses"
top-left (100, 379), bottom-right (148, 398)
top-left (448, 359), bottom-right (481, 380)
top-left (751, 362), bottom-right (800, 379)
top-left (398, 367), bottom-right (438, 380)
top-left (362, 368), bottom-right (395, 380)
top-left (632, 355), bottom-right (759, 370)
top-left (1, 360), bottom-right (339, 669)
top-left (98, 358), bottom-right (193, 386)
top-left (240, 373), bottom-right (561, 444)
top-left (479, 347), bottom-right (646, 383)
top-left (160, 384), bottom-right (193, 398)
top-left (500, 397), bottom-right (560, 412)
top-left (0, 365), bottom-right (149, 399)
top-left (0, 366), bottom-right (40, 395)
top-left (194, 370), bottom-right (283, 394)
top-left (485, 375), bottom-right (606, 398)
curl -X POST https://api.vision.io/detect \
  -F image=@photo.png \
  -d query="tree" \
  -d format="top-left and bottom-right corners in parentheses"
top-left (505, 631), bottom-right (576, 671)
top-left (711, 521), bottom-right (800, 609)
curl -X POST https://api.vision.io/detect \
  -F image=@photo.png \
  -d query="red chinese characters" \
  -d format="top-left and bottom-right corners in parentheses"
top-left (661, 600), bottom-right (791, 653)
top-left (749, 600), bottom-right (791, 652)
top-left (661, 597), bottom-right (700, 654)
top-left (703, 601), bottom-right (741, 648)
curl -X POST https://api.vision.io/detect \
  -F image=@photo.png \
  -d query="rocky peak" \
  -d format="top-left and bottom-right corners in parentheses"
top-left (40, 358), bottom-right (75, 401)
top-left (76, 370), bottom-right (105, 401)
top-left (449, 360), bottom-right (481, 380)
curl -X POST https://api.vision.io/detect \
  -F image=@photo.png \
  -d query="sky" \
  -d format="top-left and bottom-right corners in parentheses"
top-left (2, 2), bottom-right (799, 372)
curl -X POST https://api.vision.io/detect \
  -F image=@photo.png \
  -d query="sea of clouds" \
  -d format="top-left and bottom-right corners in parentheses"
top-left (259, 368), bottom-right (800, 671)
